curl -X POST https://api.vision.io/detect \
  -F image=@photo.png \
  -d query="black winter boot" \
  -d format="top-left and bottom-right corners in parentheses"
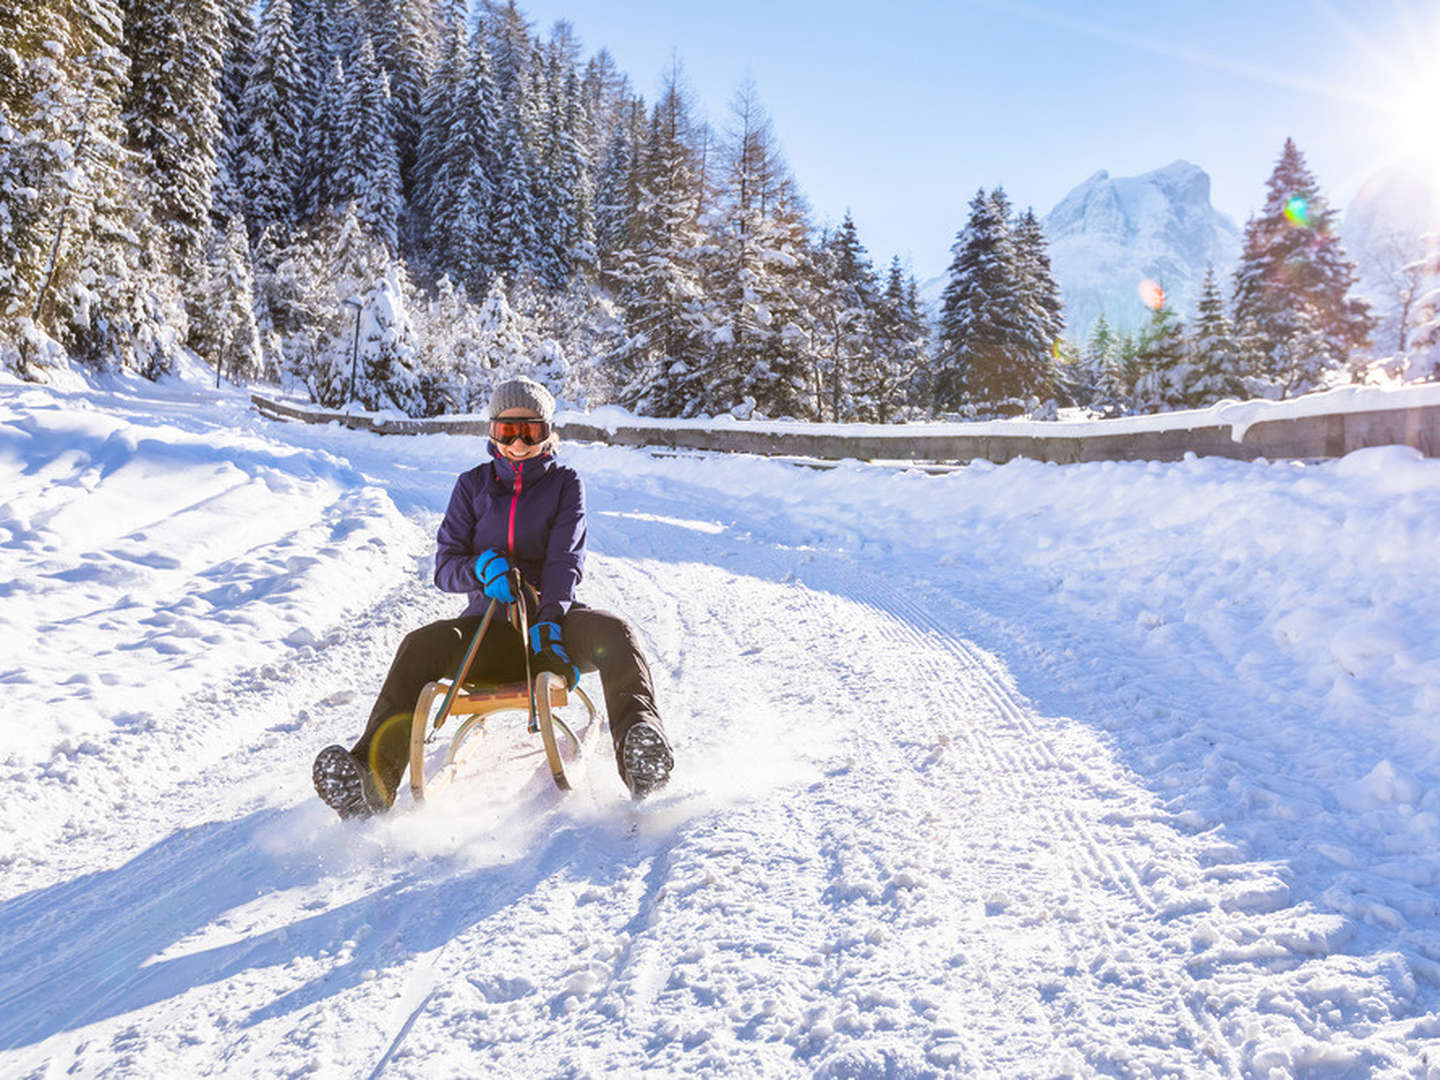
top-left (313, 745), bottom-right (387, 819)
top-left (620, 722), bottom-right (673, 800)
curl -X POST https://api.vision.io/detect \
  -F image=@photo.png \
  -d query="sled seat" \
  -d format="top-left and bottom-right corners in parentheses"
top-left (407, 674), bottom-right (597, 803)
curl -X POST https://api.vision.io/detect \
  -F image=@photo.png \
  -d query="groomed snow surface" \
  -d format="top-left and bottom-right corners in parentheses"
top-left (2, 374), bottom-right (1439, 1078)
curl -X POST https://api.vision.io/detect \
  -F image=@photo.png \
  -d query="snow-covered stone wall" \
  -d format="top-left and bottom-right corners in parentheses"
top-left (253, 384), bottom-right (1440, 465)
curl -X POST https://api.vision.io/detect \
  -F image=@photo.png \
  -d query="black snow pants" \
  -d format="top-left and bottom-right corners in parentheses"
top-left (351, 606), bottom-right (661, 803)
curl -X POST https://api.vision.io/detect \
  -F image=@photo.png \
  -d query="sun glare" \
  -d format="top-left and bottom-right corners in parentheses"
top-left (1372, 6), bottom-right (1440, 204)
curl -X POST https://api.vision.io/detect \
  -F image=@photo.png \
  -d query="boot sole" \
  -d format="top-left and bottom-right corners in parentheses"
top-left (622, 724), bottom-right (674, 800)
top-left (313, 745), bottom-right (381, 820)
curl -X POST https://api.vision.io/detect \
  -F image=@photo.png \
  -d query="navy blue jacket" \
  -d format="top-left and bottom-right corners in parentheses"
top-left (434, 445), bottom-right (586, 625)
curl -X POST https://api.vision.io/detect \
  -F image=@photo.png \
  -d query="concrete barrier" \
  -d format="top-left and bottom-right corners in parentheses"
top-left (251, 393), bottom-right (1440, 465)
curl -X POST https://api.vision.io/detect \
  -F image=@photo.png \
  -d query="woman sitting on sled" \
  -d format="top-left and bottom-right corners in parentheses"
top-left (312, 376), bottom-right (674, 819)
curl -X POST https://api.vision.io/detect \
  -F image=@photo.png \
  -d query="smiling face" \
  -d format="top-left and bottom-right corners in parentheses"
top-left (492, 407), bottom-right (549, 461)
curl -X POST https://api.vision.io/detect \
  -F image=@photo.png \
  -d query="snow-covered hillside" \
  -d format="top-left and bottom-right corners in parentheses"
top-left (3, 375), bottom-right (1439, 1077)
top-left (1044, 161), bottom-right (1242, 338)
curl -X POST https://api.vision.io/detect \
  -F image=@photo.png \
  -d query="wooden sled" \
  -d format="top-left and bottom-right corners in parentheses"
top-left (407, 671), bottom-right (597, 804)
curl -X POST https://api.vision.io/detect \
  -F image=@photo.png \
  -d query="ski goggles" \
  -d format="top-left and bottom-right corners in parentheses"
top-left (489, 418), bottom-right (552, 445)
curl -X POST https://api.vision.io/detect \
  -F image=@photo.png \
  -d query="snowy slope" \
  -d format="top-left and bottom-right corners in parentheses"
top-left (2, 376), bottom-right (1439, 1077)
top-left (1044, 161), bottom-right (1242, 338)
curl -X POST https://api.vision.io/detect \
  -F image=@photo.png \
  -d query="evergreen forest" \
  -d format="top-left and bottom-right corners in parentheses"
top-left (1, 0), bottom-right (1403, 419)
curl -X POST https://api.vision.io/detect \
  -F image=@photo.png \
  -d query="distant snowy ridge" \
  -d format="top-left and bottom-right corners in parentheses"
top-left (1043, 160), bottom-right (1242, 337)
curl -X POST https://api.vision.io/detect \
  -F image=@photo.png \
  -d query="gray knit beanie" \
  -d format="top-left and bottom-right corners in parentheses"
top-left (487, 376), bottom-right (555, 422)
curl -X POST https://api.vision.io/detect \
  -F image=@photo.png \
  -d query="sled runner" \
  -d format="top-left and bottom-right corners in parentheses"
top-left (406, 592), bottom-right (596, 804)
top-left (407, 672), bottom-right (595, 802)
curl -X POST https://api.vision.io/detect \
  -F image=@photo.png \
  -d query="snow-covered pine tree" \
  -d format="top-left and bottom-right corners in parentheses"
top-left (210, 0), bottom-right (255, 228)
top-left (568, 68), bottom-right (599, 278)
top-left (1078, 313), bottom-right (1116, 412)
top-left (508, 273), bottom-right (570, 392)
top-left (485, 0), bottom-right (532, 104)
top-left (580, 48), bottom-right (632, 166)
top-left (472, 276), bottom-right (529, 391)
top-left (239, 0), bottom-right (304, 237)
top-left (748, 178), bottom-right (816, 420)
top-left (121, 0), bottom-right (225, 299)
top-left (610, 70), bottom-right (708, 415)
top-left (291, 0), bottom-right (331, 99)
top-left (250, 201), bottom-right (381, 401)
top-left (1131, 302), bottom-right (1187, 411)
top-left (528, 40), bottom-right (563, 285)
top-left (353, 263), bottom-right (424, 412)
top-left (412, 273), bottom-right (470, 413)
top-left (297, 56), bottom-right (348, 222)
top-left (294, 0), bottom-right (345, 222)
top-left (812, 212), bottom-right (879, 421)
top-left (1184, 265), bottom-right (1244, 405)
top-left (935, 188), bottom-right (1016, 411)
top-left (536, 65), bottom-right (595, 289)
top-left (327, 0), bottom-right (368, 75)
top-left (1011, 206), bottom-right (1065, 396)
top-left (1116, 332), bottom-right (1144, 404)
top-left (250, 222), bottom-right (315, 382)
top-left (488, 55), bottom-right (541, 282)
top-left (365, 0), bottom-right (435, 214)
top-left (1403, 233), bottom-right (1440, 380)
top-left (865, 256), bottom-right (929, 420)
top-left (1232, 138), bottom-right (1373, 397)
top-left (341, 37), bottom-right (402, 251)
top-left (539, 275), bottom-right (624, 408)
top-left (529, 42), bottom-right (563, 287)
top-left (413, 5), bottom-right (459, 262)
top-left (195, 214), bottom-right (263, 384)
top-left (0, 0), bottom-right (84, 369)
top-left (594, 96), bottom-right (644, 280)
top-left (1048, 338), bottom-right (1085, 409)
top-left (701, 79), bottom-right (813, 419)
top-left (287, 202), bottom-right (401, 405)
top-left (418, 14), bottom-right (499, 290)
top-left (1, 0), bottom-right (187, 378)
top-left (527, 43), bottom-right (557, 264)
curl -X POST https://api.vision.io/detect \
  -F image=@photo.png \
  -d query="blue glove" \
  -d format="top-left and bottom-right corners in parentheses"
top-left (529, 621), bottom-right (580, 691)
top-left (474, 550), bottom-right (517, 603)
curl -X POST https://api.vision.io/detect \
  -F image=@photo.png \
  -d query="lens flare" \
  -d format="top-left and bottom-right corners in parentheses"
top-left (1284, 195), bottom-right (1311, 227)
top-left (1138, 279), bottom-right (1165, 310)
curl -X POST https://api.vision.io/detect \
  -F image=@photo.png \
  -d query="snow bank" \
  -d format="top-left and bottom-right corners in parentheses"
top-left (0, 385), bottom-right (420, 769)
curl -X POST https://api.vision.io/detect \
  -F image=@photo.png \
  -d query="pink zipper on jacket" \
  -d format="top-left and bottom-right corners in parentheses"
top-left (507, 459), bottom-right (524, 557)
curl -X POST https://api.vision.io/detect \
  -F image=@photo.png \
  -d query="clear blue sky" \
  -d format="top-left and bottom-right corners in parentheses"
top-left (509, 0), bottom-right (1438, 283)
